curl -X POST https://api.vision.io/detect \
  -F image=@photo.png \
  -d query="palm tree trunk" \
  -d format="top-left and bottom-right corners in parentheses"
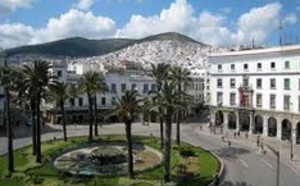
top-left (160, 116), bottom-right (164, 149)
top-left (87, 93), bottom-right (93, 142)
top-left (36, 89), bottom-right (42, 163)
top-left (61, 101), bottom-right (67, 141)
top-left (159, 107), bottom-right (164, 149)
top-left (176, 85), bottom-right (182, 146)
top-left (125, 120), bottom-right (134, 178)
top-left (94, 95), bottom-right (99, 136)
top-left (176, 110), bottom-right (181, 146)
top-left (163, 114), bottom-right (172, 183)
top-left (5, 88), bottom-right (14, 174)
top-left (30, 100), bottom-right (37, 155)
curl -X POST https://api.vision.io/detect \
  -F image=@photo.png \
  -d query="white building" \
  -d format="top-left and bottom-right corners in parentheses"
top-left (209, 45), bottom-right (300, 144)
top-left (46, 62), bottom-right (205, 124)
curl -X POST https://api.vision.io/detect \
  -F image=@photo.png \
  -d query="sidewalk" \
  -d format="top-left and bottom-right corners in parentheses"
top-left (197, 123), bottom-right (300, 176)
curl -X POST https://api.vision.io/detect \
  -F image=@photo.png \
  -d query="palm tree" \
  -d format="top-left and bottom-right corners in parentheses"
top-left (22, 61), bottom-right (55, 163)
top-left (114, 90), bottom-right (142, 178)
top-left (92, 73), bottom-right (108, 136)
top-left (150, 63), bottom-right (170, 149)
top-left (0, 65), bottom-right (18, 175)
top-left (77, 71), bottom-right (107, 141)
top-left (47, 82), bottom-right (70, 141)
top-left (170, 66), bottom-right (192, 145)
top-left (150, 81), bottom-right (186, 182)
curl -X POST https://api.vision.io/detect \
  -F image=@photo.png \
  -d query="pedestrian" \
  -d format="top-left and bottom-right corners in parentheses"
top-left (256, 135), bottom-right (260, 147)
top-left (234, 132), bottom-right (236, 138)
top-left (228, 140), bottom-right (231, 147)
top-left (237, 131), bottom-right (240, 137)
top-left (221, 136), bottom-right (225, 142)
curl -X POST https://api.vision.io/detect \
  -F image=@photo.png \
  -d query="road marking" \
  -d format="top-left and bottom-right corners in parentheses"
top-left (259, 158), bottom-right (274, 170)
top-left (239, 158), bottom-right (248, 168)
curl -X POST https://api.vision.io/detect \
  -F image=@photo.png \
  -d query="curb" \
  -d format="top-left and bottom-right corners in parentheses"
top-left (207, 150), bottom-right (225, 186)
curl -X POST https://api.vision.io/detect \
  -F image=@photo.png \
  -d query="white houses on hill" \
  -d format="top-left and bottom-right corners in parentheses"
top-left (209, 45), bottom-right (300, 144)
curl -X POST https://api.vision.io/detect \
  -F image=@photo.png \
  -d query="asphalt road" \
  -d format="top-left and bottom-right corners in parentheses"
top-left (1, 123), bottom-right (300, 186)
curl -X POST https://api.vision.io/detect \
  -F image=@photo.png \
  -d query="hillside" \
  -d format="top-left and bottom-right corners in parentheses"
top-left (4, 32), bottom-right (207, 58)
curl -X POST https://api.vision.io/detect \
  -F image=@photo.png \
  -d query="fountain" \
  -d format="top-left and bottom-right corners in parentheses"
top-left (53, 142), bottom-right (162, 176)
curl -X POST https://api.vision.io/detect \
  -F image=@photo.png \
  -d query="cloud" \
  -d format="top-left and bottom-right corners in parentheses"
top-left (283, 13), bottom-right (297, 24)
top-left (0, 23), bottom-right (34, 48)
top-left (232, 2), bottom-right (281, 45)
top-left (0, 0), bottom-right (36, 14)
top-left (117, 0), bottom-right (282, 46)
top-left (74, 0), bottom-right (94, 11)
top-left (30, 9), bottom-right (116, 44)
top-left (0, 0), bottom-right (290, 49)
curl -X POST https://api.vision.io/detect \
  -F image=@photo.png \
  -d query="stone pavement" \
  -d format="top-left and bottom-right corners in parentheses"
top-left (197, 123), bottom-right (300, 176)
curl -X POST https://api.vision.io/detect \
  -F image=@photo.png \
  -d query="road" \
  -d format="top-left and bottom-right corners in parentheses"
top-left (1, 123), bottom-right (300, 186)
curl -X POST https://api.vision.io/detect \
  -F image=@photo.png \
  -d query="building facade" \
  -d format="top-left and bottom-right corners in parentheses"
top-left (45, 62), bottom-right (205, 124)
top-left (209, 45), bottom-right (300, 144)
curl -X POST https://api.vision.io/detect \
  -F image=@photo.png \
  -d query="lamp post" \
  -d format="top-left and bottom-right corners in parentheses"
top-left (290, 102), bottom-right (294, 161)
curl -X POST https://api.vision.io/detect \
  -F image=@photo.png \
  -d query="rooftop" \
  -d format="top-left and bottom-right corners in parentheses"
top-left (209, 44), bottom-right (300, 58)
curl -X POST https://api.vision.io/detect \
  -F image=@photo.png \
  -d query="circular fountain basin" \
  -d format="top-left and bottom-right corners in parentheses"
top-left (53, 142), bottom-right (162, 176)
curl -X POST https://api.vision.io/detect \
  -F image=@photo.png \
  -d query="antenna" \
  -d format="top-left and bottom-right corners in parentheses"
top-left (279, 17), bottom-right (284, 46)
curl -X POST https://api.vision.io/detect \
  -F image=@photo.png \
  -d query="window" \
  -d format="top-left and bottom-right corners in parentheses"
top-left (111, 83), bottom-right (117, 93)
top-left (131, 83), bottom-right (137, 91)
top-left (284, 78), bottom-right (290, 90)
top-left (57, 70), bottom-right (62, 77)
top-left (196, 84), bottom-right (198, 91)
top-left (284, 61), bottom-right (290, 69)
top-left (78, 97), bottom-right (83, 107)
top-left (284, 95), bottom-right (291, 111)
top-left (230, 64), bottom-right (235, 70)
top-left (217, 92), bottom-right (223, 105)
top-left (151, 84), bottom-right (156, 91)
top-left (143, 83), bottom-right (149, 93)
top-left (230, 78), bottom-right (235, 88)
top-left (230, 93), bottom-right (236, 106)
top-left (270, 95), bottom-right (276, 109)
top-left (217, 64), bottom-right (222, 70)
top-left (217, 79), bottom-right (222, 88)
top-left (270, 79), bottom-right (276, 89)
top-left (70, 98), bottom-right (75, 107)
top-left (271, 62), bottom-right (276, 69)
top-left (256, 94), bottom-right (262, 107)
top-left (257, 63), bottom-right (262, 69)
top-left (111, 97), bottom-right (116, 105)
top-left (121, 83), bottom-right (126, 93)
top-left (244, 64), bottom-right (248, 70)
top-left (101, 97), bottom-right (106, 106)
top-left (256, 78), bottom-right (262, 89)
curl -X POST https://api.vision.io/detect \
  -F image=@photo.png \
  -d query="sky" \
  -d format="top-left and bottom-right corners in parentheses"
top-left (0, 0), bottom-right (299, 49)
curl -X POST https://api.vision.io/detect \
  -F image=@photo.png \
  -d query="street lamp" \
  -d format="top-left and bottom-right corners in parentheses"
top-left (290, 102), bottom-right (294, 161)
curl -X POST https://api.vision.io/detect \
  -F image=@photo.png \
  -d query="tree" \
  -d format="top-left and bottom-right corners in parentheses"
top-left (77, 71), bottom-right (107, 141)
top-left (0, 65), bottom-right (20, 175)
top-left (150, 81), bottom-right (186, 182)
top-left (22, 61), bottom-right (55, 163)
top-left (91, 73), bottom-right (108, 136)
top-left (150, 63), bottom-right (170, 149)
top-left (47, 82), bottom-right (70, 141)
top-left (114, 90), bottom-right (142, 178)
top-left (170, 66), bottom-right (192, 146)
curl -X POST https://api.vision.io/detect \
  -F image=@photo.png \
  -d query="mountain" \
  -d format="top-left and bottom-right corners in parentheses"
top-left (4, 37), bottom-right (136, 57)
top-left (4, 32), bottom-right (207, 58)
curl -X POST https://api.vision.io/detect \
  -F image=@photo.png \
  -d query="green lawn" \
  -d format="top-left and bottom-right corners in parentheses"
top-left (0, 135), bottom-right (219, 186)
